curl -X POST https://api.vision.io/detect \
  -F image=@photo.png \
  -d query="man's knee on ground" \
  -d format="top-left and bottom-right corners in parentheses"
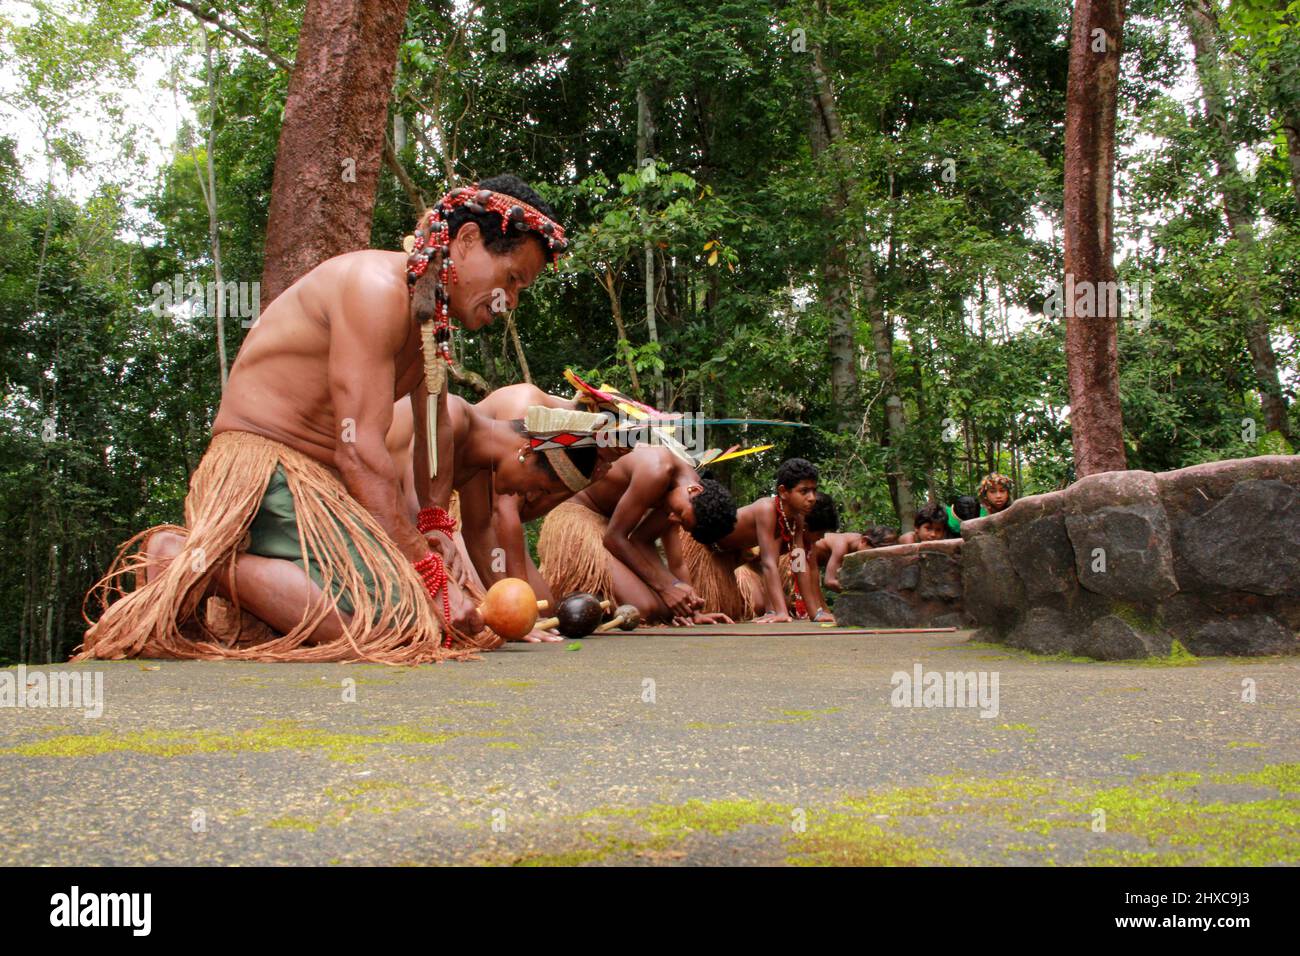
top-left (143, 530), bottom-right (187, 582)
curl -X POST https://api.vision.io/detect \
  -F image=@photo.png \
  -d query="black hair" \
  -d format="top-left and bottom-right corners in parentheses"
top-left (864, 525), bottom-right (899, 547)
top-left (953, 495), bottom-right (981, 521)
top-left (915, 502), bottom-right (948, 529)
top-left (447, 174), bottom-right (557, 258)
top-left (688, 478), bottom-right (737, 545)
top-left (806, 491), bottom-right (839, 533)
top-left (775, 457), bottom-right (818, 492)
top-left (508, 420), bottom-right (598, 482)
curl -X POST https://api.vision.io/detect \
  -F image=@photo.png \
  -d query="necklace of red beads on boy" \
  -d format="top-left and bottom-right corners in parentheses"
top-left (772, 495), bottom-right (808, 619)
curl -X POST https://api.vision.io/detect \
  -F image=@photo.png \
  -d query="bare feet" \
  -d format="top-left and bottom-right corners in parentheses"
top-left (512, 628), bottom-right (563, 643)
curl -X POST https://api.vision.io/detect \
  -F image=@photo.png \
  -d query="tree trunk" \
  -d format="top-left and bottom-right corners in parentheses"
top-left (1063, 0), bottom-right (1128, 476)
top-left (198, 28), bottom-right (229, 390)
top-left (637, 86), bottom-right (664, 407)
top-left (42, 540), bottom-right (58, 664)
top-left (602, 269), bottom-right (641, 394)
top-left (261, 0), bottom-right (411, 308)
top-left (809, 47), bottom-right (913, 525)
top-left (808, 58), bottom-right (862, 430)
top-left (1283, 114), bottom-right (1300, 212)
top-left (821, 240), bottom-right (859, 430)
top-left (476, 335), bottom-right (497, 389)
top-left (506, 313), bottom-right (532, 384)
top-left (808, 89), bottom-right (860, 433)
top-left (1186, 0), bottom-right (1290, 438)
top-left (20, 521), bottom-right (36, 664)
top-left (384, 133), bottom-right (426, 211)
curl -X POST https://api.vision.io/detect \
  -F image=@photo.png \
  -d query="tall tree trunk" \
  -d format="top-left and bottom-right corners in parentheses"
top-left (636, 86), bottom-right (664, 406)
top-left (602, 270), bottom-right (642, 394)
top-left (808, 91), bottom-right (860, 433)
top-left (42, 540), bottom-right (58, 664)
top-left (1063, 0), bottom-right (1128, 476)
top-left (196, 28), bottom-right (229, 390)
top-left (261, 0), bottom-right (411, 308)
top-left (809, 47), bottom-right (914, 526)
top-left (821, 239), bottom-right (859, 430)
top-left (506, 313), bottom-right (532, 384)
top-left (476, 335), bottom-right (497, 389)
top-left (1186, 0), bottom-right (1291, 438)
top-left (867, 270), bottom-right (916, 526)
top-left (1283, 114), bottom-right (1300, 212)
top-left (808, 59), bottom-right (862, 430)
top-left (20, 520), bottom-right (36, 664)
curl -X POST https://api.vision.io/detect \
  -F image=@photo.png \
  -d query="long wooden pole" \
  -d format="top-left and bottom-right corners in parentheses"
top-left (619, 626), bottom-right (961, 637)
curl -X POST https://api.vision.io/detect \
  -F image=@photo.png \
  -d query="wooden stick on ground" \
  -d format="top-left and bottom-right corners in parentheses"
top-left (624, 626), bottom-right (961, 637)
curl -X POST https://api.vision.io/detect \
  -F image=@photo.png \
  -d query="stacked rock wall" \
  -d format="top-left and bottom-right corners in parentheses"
top-left (961, 456), bottom-right (1300, 659)
top-left (835, 538), bottom-right (966, 629)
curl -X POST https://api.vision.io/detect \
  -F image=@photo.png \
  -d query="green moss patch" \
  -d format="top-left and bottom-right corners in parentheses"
top-left (960, 638), bottom-right (1200, 666)
top-left (478, 763), bottom-right (1300, 866)
top-left (0, 719), bottom-right (456, 763)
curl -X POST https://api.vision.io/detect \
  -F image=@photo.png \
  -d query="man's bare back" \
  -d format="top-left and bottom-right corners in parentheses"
top-left (574, 444), bottom-right (682, 517)
top-left (214, 251), bottom-right (418, 466)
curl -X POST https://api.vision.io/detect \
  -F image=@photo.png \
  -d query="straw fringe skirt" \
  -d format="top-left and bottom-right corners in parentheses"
top-left (678, 530), bottom-right (754, 622)
top-left (734, 561), bottom-right (766, 618)
top-left (76, 430), bottom-right (470, 663)
top-left (536, 499), bottom-right (615, 604)
top-left (732, 553), bottom-right (800, 617)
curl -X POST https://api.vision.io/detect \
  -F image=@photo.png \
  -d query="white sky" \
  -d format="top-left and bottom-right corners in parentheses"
top-left (0, 1), bottom-right (197, 211)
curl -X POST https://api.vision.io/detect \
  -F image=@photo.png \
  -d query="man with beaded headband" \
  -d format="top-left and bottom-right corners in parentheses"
top-left (77, 175), bottom-right (566, 663)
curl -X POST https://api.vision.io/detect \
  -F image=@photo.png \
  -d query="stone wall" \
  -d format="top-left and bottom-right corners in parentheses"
top-left (961, 456), bottom-right (1300, 659)
top-left (835, 538), bottom-right (966, 629)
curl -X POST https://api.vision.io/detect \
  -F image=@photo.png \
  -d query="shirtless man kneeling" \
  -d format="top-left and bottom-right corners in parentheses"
top-left (79, 175), bottom-right (566, 662)
top-left (389, 382), bottom-right (630, 640)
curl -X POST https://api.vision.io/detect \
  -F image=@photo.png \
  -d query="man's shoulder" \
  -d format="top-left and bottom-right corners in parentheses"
top-left (316, 250), bottom-right (409, 333)
top-left (635, 444), bottom-right (678, 476)
top-left (338, 250), bottom-right (408, 295)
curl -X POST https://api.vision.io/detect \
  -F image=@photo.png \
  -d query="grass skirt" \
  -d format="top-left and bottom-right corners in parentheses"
top-left (536, 499), bottom-right (615, 604)
top-left (77, 430), bottom-right (468, 663)
top-left (678, 530), bottom-right (754, 622)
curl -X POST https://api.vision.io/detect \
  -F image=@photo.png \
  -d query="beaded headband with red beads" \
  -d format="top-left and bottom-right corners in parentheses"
top-left (406, 184), bottom-right (568, 292)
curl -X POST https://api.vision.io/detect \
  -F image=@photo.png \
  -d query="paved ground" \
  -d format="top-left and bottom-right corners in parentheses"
top-left (1, 626), bottom-right (1297, 866)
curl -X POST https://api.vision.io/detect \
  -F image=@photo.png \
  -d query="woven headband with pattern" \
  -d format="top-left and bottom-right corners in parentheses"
top-left (523, 406), bottom-right (609, 493)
